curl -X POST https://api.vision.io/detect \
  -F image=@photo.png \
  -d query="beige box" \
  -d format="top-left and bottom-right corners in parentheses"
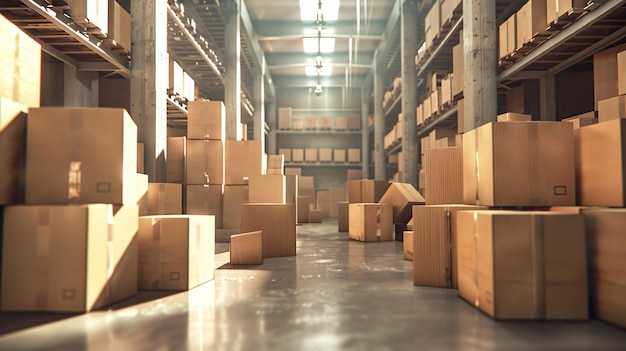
top-left (185, 184), bottom-right (223, 229)
top-left (328, 187), bottom-right (344, 218)
top-left (186, 140), bottom-right (224, 185)
top-left (463, 121), bottom-right (575, 207)
top-left (0, 97), bottom-right (26, 205)
top-left (241, 204), bottom-right (296, 258)
top-left (430, 89), bottom-right (441, 116)
top-left (440, 74), bottom-right (453, 107)
top-left (338, 202), bottom-right (349, 232)
top-left (223, 185), bottom-right (249, 229)
top-left (187, 100), bottom-right (225, 140)
top-left (347, 180), bottom-right (362, 203)
top-left (333, 149), bottom-right (346, 163)
top-left (425, 147), bottom-right (463, 205)
top-left (225, 140), bottom-right (263, 185)
top-left (305, 116), bottom-right (318, 130)
top-left (547, 0), bottom-right (585, 22)
top-left (230, 231), bottom-right (263, 265)
top-left (361, 180), bottom-right (390, 203)
top-left (403, 231), bottom-right (413, 261)
top-left (147, 183), bottom-right (182, 215)
top-left (562, 111), bottom-right (597, 129)
top-left (291, 149), bottom-right (304, 163)
top-left (249, 175), bottom-right (286, 203)
top-left (317, 190), bottom-right (330, 218)
top-left (452, 43), bottom-right (464, 98)
top-left (292, 118), bottom-right (304, 130)
top-left (267, 154), bottom-right (284, 173)
top-left (597, 95), bottom-right (626, 123)
top-left (26, 108), bottom-right (136, 205)
top-left (167, 137), bottom-right (186, 183)
top-left (457, 98), bottom-right (465, 134)
top-left (305, 148), bottom-right (318, 162)
top-left (298, 175), bottom-right (315, 201)
top-left (279, 148), bottom-right (292, 163)
top-left (319, 116), bottom-right (332, 129)
top-left (379, 183), bottom-right (426, 224)
top-left (136, 173), bottom-right (149, 216)
top-left (108, 0), bottom-right (131, 50)
top-left (348, 115), bottom-right (361, 130)
top-left (497, 112), bottom-right (532, 122)
top-left (424, 0), bottom-right (441, 48)
top-left (335, 116), bottom-right (348, 130)
top-left (285, 167), bottom-right (302, 176)
top-left (138, 215), bottom-right (215, 290)
top-left (516, 0), bottom-right (547, 46)
top-left (594, 44), bottom-right (626, 109)
top-left (1, 204), bottom-right (138, 312)
top-left (319, 148), bottom-right (332, 162)
top-left (348, 148), bottom-right (361, 163)
top-left (348, 203), bottom-right (393, 242)
top-left (65, 0), bottom-right (109, 32)
top-left (457, 210), bottom-right (588, 320)
top-left (310, 209), bottom-right (323, 223)
top-left (297, 196), bottom-right (310, 223)
top-left (412, 205), bottom-right (486, 288)
top-left (278, 107), bottom-right (292, 130)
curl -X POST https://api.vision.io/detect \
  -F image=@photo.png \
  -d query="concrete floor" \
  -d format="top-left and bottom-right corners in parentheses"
top-left (0, 219), bottom-right (625, 350)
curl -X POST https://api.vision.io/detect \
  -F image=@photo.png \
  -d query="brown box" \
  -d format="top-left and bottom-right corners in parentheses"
top-left (347, 180), bottom-right (362, 203)
top-left (26, 108), bottom-right (136, 205)
top-left (0, 97), bottom-right (26, 205)
top-left (108, 0), bottom-right (131, 51)
top-left (581, 209), bottom-right (626, 329)
top-left (249, 175), bottom-right (286, 203)
top-left (138, 215), bottom-right (215, 290)
top-left (619, 50), bottom-right (626, 96)
top-left (547, 0), bottom-right (585, 22)
top-left (185, 184), bottom-right (223, 229)
top-left (424, 0), bottom-right (441, 49)
top-left (223, 185), bottom-right (249, 229)
top-left (516, 0), bottom-right (547, 46)
top-left (291, 149), bottom-right (304, 163)
top-left (1, 204), bottom-right (138, 312)
top-left (285, 167), bottom-right (302, 176)
top-left (457, 210), bottom-right (588, 320)
top-left (347, 169), bottom-right (362, 180)
top-left (292, 118), bottom-right (304, 130)
top-left (348, 148), bottom-right (361, 163)
top-left (403, 231), bottom-right (413, 261)
top-left (338, 202), bottom-right (349, 232)
top-left (463, 121), bottom-right (575, 207)
top-left (430, 89), bottom-right (441, 116)
top-left (230, 231), bottom-right (263, 265)
top-left (452, 43), bottom-right (464, 98)
top-left (305, 116), bottom-right (318, 130)
top-left (297, 196), bottom-right (310, 223)
top-left (379, 183), bottom-right (426, 224)
top-left (267, 154), bottom-right (284, 171)
top-left (562, 111), bottom-right (597, 129)
top-left (575, 118), bottom-right (626, 206)
top-left (305, 148), bottom-right (318, 162)
top-left (187, 100), bottom-right (225, 140)
top-left (499, 17), bottom-right (509, 58)
top-left (298, 176), bottom-right (315, 201)
top-left (310, 209), bottom-right (323, 223)
top-left (497, 112), bottom-right (532, 122)
top-left (335, 116), bottom-right (348, 130)
top-left (186, 140), bottom-right (223, 185)
top-left (598, 95), bottom-right (626, 123)
top-left (316, 190), bottom-right (330, 217)
top-left (147, 183), bottom-right (182, 215)
top-left (278, 107), bottom-right (292, 130)
top-left (279, 148), bottom-right (292, 163)
top-left (440, 74), bottom-right (453, 107)
top-left (425, 147), bottom-right (463, 205)
top-left (241, 204), bottom-right (296, 258)
top-left (329, 187), bottom-right (344, 218)
top-left (137, 143), bottom-right (144, 174)
top-left (65, 0), bottom-right (109, 32)
top-left (412, 205), bottom-right (486, 288)
top-left (594, 44), bottom-right (626, 109)
top-left (225, 140), bottom-right (263, 184)
top-left (333, 149), bottom-right (346, 163)
top-left (166, 137), bottom-right (186, 183)
top-left (348, 115), bottom-right (361, 130)
top-left (319, 148), bottom-right (332, 162)
top-left (348, 203), bottom-right (393, 242)
top-left (319, 116), bottom-right (332, 129)
top-left (361, 180), bottom-right (390, 203)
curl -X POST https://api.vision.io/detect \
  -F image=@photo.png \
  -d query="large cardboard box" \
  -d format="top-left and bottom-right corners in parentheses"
top-left (185, 184), bottom-right (223, 229)
top-left (230, 231), bottom-right (263, 265)
top-left (305, 148), bottom-right (318, 162)
top-left (26, 108), bottom-right (137, 205)
top-left (348, 203), bottom-right (393, 242)
top-left (225, 140), bottom-right (263, 185)
top-left (0, 98), bottom-right (26, 205)
top-left (581, 209), bottom-right (626, 329)
top-left (138, 215), bottom-right (215, 290)
top-left (338, 202), bottom-right (349, 232)
top-left (452, 43), bottom-right (464, 98)
top-left (1, 204), bottom-right (138, 312)
top-left (425, 147), bottom-right (463, 205)
top-left (424, 0), bottom-right (440, 49)
top-left (348, 115), bottom-right (361, 130)
top-left (278, 107), bottom-right (292, 130)
top-left (594, 44), bottom-right (626, 109)
top-left (361, 180), bottom-right (390, 203)
top-left (108, 0), bottom-right (131, 51)
top-left (516, 0), bottom-right (547, 46)
top-left (223, 185), bottom-right (248, 229)
top-left (297, 196), bottom-right (310, 223)
top-left (597, 95), bottom-right (626, 123)
top-left (249, 175), bottom-right (286, 203)
top-left (241, 204), bottom-right (296, 258)
top-left (187, 100), bottom-right (225, 140)
top-left (412, 205), bottom-right (486, 288)
top-left (166, 137), bottom-right (186, 183)
top-left (186, 140), bottom-right (224, 185)
top-left (147, 183), bottom-right (182, 215)
top-left (456, 210), bottom-right (588, 320)
top-left (575, 118), bottom-right (626, 206)
top-left (346, 180), bottom-right (362, 203)
top-left (463, 121), bottom-right (575, 207)
top-left (328, 187), bottom-right (344, 218)
top-left (379, 183), bottom-right (426, 224)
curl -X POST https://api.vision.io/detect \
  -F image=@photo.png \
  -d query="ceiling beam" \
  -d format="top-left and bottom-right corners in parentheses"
top-left (272, 74), bottom-right (367, 88)
top-left (240, 0), bottom-right (276, 99)
top-left (265, 52), bottom-right (375, 67)
top-left (252, 20), bottom-right (388, 37)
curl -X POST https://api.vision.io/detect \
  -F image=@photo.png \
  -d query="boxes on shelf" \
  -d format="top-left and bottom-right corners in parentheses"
top-left (334, 149), bottom-right (346, 163)
top-left (597, 95), bottom-right (626, 123)
top-left (65, 0), bottom-right (109, 33)
top-left (291, 149), bottom-right (304, 163)
top-left (25, 108), bottom-right (136, 205)
top-left (457, 210), bottom-right (588, 320)
top-left (424, 0), bottom-right (440, 49)
top-left (241, 204), bottom-right (296, 258)
top-left (186, 140), bottom-right (224, 185)
top-left (347, 115), bottom-right (361, 130)
top-left (361, 180), bottom-right (390, 203)
top-left (230, 231), bottom-right (263, 265)
top-left (430, 89), bottom-right (441, 116)
top-left (319, 116), bottom-right (332, 129)
top-left (225, 140), bottom-right (263, 185)
top-left (305, 116), bottom-right (318, 130)
top-left (440, 74), bottom-right (453, 107)
top-left (594, 44), bottom-right (626, 109)
top-left (348, 148), bottom-right (361, 163)
top-left (279, 148), bottom-right (292, 163)
top-left (0, 97), bottom-right (26, 205)
top-left (146, 183), bottom-right (182, 215)
top-left (223, 185), bottom-right (248, 229)
top-left (335, 116), bottom-right (348, 130)
top-left (319, 148), bottom-right (332, 162)
top-left (138, 215), bottom-right (215, 290)
top-left (452, 42), bottom-right (464, 98)
top-left (562, 111), bottom-right (597, 129)
top-left (425, 146), bottom-right (463, 205)
top-left (338, 201), bottom-right (349, 232)
top-left (516, 0), bottom-right (547, 47)
top-left (496, 112), bottom-right (532, 122)
top-left (166, 137), bottom-right (186, 183)
top-left (297, 196), bottom-right (310, 223)
top-left (292, 118), bottom-right (304, 130)
top-left (185, 184), bottom-right (223, 229)
top-left (348, 203), bottom-right (393, 242)
top-left (305, 148), bottom-right (318, 163)
top-left (379, 183), bottom-right (425, 224)
top-left (416, 103), bottom-right (424, 126)
top-left (403, 231), bottom-right (413, 261)
top-left (278, 107), bottom-right (292, 130)
top-left (249, 175), bottom-right (286, 204)
top-left (546, 0), bottom-right (586, 22)
top-left (187, 100), bottom-right (225, 140)
top-left (108, 0), bottom-right (131, 51)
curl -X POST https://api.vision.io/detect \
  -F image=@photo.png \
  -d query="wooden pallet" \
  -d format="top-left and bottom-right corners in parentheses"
top-left (546, 7), bottom-right (586, 31)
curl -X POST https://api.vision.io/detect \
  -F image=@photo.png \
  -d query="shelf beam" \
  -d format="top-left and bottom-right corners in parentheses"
top-left (418, 105), bottom-right (459, 137)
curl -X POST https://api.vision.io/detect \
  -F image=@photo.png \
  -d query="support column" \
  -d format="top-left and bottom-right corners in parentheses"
top-left (374, 62), bottom-right (386, 181)
top-left (253, 68), bottom-right (265, 153)
top-left (361, 87), bottom-right (370, 179)
top-left (463, 0), bottom-right (497, 130)
top-left (131, 0), bottom-right (168, 181)
top-left (401, 0), bottom-right (419, 188)
top-left (540, 76), bottom-right (557, 121)
top-left (267, 100), bottom-right (278, 154)
top-left (223, 0), bottom-right (242, 140)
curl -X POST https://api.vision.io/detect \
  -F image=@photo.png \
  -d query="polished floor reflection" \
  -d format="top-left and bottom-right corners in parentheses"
top-left (1, 219), bottom-right (626, 350)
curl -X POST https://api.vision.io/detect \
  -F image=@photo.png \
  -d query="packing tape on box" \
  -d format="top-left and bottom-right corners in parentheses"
top-left (68, 112), bottom-right (83, 202)
top-left (159, 184), bottom-right (166, 214)
top-left (36, 207), bottom-right (51, 310)
top-left (151, 220), bottom-right (162, 289)
top-left (444, 210), bottom-right (453, 288)
top-left (530, 214), bottom-right (546, 319)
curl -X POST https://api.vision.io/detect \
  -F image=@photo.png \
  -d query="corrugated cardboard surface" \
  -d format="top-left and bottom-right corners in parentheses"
top-left (347, 180), bottom-right (362, 203)
top-left (516, 0), bottom-right (547, 46)
top-left (109, 205), bottom-right (139, 303)
top-left (225, 140), bottom-right (263, 185)
top-left (379, 183), bottom-right (425, 224)
top-left (249, 175), bottom-right (286, 204)
top-left (166, 137), bottom-right (186, 183)
top-left (186, 140), bottom-right (223, 185)
top-left (26, 108), bottom-right (137, 205)
top-left (425, 147), bottom-right (463, 205)
top-left (547, 0), bottom-right (586, 21)
top-left (319, 148), bottom-right (332, 162)
top-left (328, 187), bottom-right (344, 218)
top-left (463, 121), bottom-right (575, 207)
top-left (597, 95), bottom-right (626, 123)
top-left (241, 204), bottom-right (296, 258)
top-left (594, 44), bottom-right (626, 109)
top-left (456, 210), bottom-right (587, 320)
top-left (348, 148), bottom-right (361, 163)
top-left (333, 149), bottom-right (346, 163)
top-left (297, 196), bottom-right (310, 223)
top-left (291, 149), bottom-right (304, 162)
top-left (108, 1), bottom-right (131, 50)
top-left (147, 183), bottom-right (182, 215)
top-left (0, 97), bottom-right (26, 205)
top-left (138, 215), bottom-right (215, 290)
top-left (338, 202), bottom-right (349, 232)
top-left (187, 100), bottom-right (225, 140)
top-left (267, 154), bottom-right (284, 173)
top-left (316, 191), bottom-right (330, 217)
top-left (305, 148), bottom-right (318, 162)
top-left (348, 203), bottom-right (393, 242)
top-left (361, 180), bottom-right (390, 203)
top-left (230, 231), bottom-right (263, 265)
top-left (403, 231), bottom-right (413, 261)
top-left (186, 184), bottom-right (223, 229)
top-left (575, 119), bottom-right (626, 206)
top-left (581, 209), bottom-right (626, 329)
top-left (223, 185), bottom-right (248, 229)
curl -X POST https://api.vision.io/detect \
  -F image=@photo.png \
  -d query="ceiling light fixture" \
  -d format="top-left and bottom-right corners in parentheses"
top-left (314, 0), bottom-right (324, 96)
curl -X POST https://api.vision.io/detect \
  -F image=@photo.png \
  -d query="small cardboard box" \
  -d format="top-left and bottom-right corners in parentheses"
top-left (348, 148), bottom-right (361, 163)
top-left (166, 137), bottom-right (186, 183)
top-left (278, 107), bottom-right (292, 129)
top-left (230, 231), bottom-right (263, 265)
top-left (225, 140), bottom-right (263, 185)
top-left (291, 149), bottom-right (304, 163)
top-left (347, 180), bottom-right (362, 203)
top-left (319, 116), bottom-right (332, 129)
top-left (187, 100), bottom-right (225, 140)
top-left (334, 149), bottom-right (346, 163)
top-left (379, 183), bottom-right (425, 224)
top-left (328, 187), bottom-right (344, 218)
top-left (348, 115), bottom-right (361, 130)
top-left (335, 116), bottom-right (348, 130)
top-left (285, 167), bottom-right (302, 176)
top-left (279, 148), bottom-right (292, 163)
top-left (594, 43), bottom-right (626, 109)
top-left (292, 118), bottom-right (304, 130)
top-left (241, 204), bottom-right (296, 258)
top-left (319, 148), bottom-right (332, 162)
top-left (185, 184), bottom-right (223, 229)
top-left (338, 201), bottom-right (349, 232)
top-left (597, 95), bottom-right (626, 123)
top-left (305, 116), bottom-right (318, 130)
top-left (305, 148), bottom-right (318, 162)
top-left (186, 140), bottom-right (223, 185)
top-left (562, 111), bottom-right (597, 129)
top-left (348, 203), bottom-right (393, 242)
top-left (361, 180), bottom-right (390, 203)
top-left (249, 175), bottom-right (286, 204)
top-left (317, 190), bottom-right (330, 217)
top-left (146, 183), bottom-right (182, 215)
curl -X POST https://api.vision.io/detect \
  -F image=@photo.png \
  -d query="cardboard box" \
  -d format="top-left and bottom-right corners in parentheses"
top-left (347, 180), bottom-right (362, 203)
top-left (241, 204), bottom-right (296, 258)
top-left (187, 100), bottom-right (225, 140)
top-left (278, 107), bottom-right (292, 129)
top-left (619, 50), bottom-right (626, 96)
top-left (186, 140), bottom-right (223, 185)
top-left (575, 118), bottom-right (626, 206)
top-left (452, 43), bottom-right (464, 98)
top-left (348, 115), bottom-right (361, 130)
top-left (147, 183), bottom-right (182, 215)
top-left (328, 187), bottom-right (344, 218)
top-left (348, 203), bottom-right (393, 242)
top-left (403, 231), bottom-right (413, 261)
top-left (412, 205), bottom-right (486, 288)
top-left (319, 148), bottom-right (332, 162)
top-left (225, 140), bottom-right (263, 184)
top-left (305, 148), bottom-right (318, 162)
top-left (456, 210), bottom-right (588, 320)
top-left (430, 89), bottom-right (441, 116)
top-left (333, 149), bottom-right (346, 163)
top-left (136, 143), bottom-right (144, 174)
top-left (249, 175), bottom-right (286, 203)
top-left (425, 147), bottom-right (463, 205)
top-left (279, 148), bottom-right (292, 163)
top-left (316, 190), bottom-right (330, 217)
top-left (424, 0), bottom-right (440, 49)
top-left (138, 215), bottom-right (215, 290)
top-left (285, 167), bottom-right (302, 176)
top-left (497, 112), bottom-right (532, 122)
top-left (136, 174), bottom-right (149, 216)
top-left (108, 0), bottom-right (131, 50)
top-left (291, 149), bottom-right (304, 163)
top-left (335, 116), bottom-right (348, 130)
top-left (223, 185), bottom-right (248, 229)
top-left (230, 231), bottom-right (263, 265)
top-left (310, 209), bottom-right (323, 223)
top-left (379, 183), bottom-right (426, 224)
top-left (547, 0), bottom-right (585, 22)
top-left (305, 116), bottom-right (318, 130)
top-left (348, 148), bottom-right (361, 163)
top-left (65, 0), bottom-right (109, 33)
top-left (338, 202), bottom-right (349, 232)
top-left (297, 196), bottom-right (310, 223)
top-left (319, 116), bottom-right (332, 129)
top-left (594, 44), bottom-right (626, 109)
top-left (463, 121), bottom-right (575, 207)
top-left (292, 118), bottom-right (304, 130)
top-left (457, 98), bottom-right (465, 134)
top-left (361, 180), bottom-right (390, 203)
top-left (516, 0), bottom-right (547, 46)
top-left (166, 137), bottom-right (186, 183)
top-left (562, 111), bottom-right (597, 129)
top-left (185, 184), bottom-right (223, 229)
top-left (597, 95), bottom-right (626, 123)
top-left (581, 209), bottom-right (626, 329)
top-left (1, 204), bottom-right (138, 312)
top-left (26, 108), bottom-right (137, 205)
top-left (0, 97), bottom-right (26, 205)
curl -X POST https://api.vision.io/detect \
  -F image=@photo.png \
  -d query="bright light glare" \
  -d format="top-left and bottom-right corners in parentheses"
top-left (305, 65), bottom-right (333, 76)
top-left (299, 0), bottom-right (340, 22)
top-left (302, 38), bottom-right (335, 53)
